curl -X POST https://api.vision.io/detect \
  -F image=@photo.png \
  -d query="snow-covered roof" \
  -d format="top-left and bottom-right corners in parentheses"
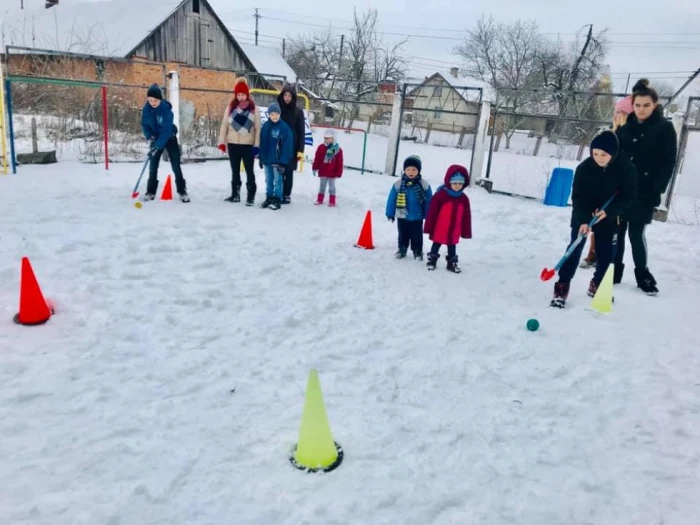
top-left (407, 72), bottom-right (494, 104)
top-left (1, 0), bottom-right (185, 57)
top-left (238, 43), bottom-right (297, 84)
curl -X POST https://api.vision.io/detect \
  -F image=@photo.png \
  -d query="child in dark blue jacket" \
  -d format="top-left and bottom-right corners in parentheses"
top-left (140, 84), bottom-right (189, 202)
top-left (258, 103), bottom-right (294, 210)
top-left (386, 155), bottom-right (433, 260)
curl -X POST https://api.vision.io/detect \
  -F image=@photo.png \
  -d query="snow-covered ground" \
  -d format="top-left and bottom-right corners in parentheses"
top-left (1, 159), bottom-right (699, 525)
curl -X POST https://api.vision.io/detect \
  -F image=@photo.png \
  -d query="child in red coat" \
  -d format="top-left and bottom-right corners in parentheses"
top-left (312, 129), bottom-right (344, 207)
top-left (423, 165), bottom-right (472, 273)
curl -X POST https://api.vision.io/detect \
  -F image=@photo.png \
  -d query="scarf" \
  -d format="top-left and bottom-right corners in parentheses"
top-left (229, 99), bottom-right (255, 133)
top-left (324, 142), bottom-right (339, 163)
top-left (396, 174), bottom-right (426, 210)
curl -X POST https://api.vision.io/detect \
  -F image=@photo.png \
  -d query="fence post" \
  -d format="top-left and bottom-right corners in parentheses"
top-left (102, 85), bottom-right (109, 170)
top-left (0, 60), bottom-right (8, 174)
top-left (168, 70), bottom-right (180, 138)
top-left (470, 99), bottom-right (492, 187)
top-left (385, 86), bottom-right (404, 177)
top-left (5, 79), bottom-right (16, 174)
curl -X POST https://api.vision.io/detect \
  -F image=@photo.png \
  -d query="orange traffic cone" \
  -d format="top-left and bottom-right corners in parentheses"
top-left (354, 210), bottom-right (375, 250)
top-left (160, 174), bottom-right (173, 200)
top-left (13, 257), bottom-right (53, 326)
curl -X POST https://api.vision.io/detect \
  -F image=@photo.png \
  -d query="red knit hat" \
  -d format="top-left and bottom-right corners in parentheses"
top-left (234, 78), bottom-right (250, 97)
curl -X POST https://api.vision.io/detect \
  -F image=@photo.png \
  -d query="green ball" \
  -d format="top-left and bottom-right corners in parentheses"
top-left (526, 319), bottom-right (540, 331)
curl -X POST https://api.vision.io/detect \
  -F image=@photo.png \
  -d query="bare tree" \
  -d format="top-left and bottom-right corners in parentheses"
top-left (454, 16), bottom-right (544, 148)
top-left (285, 28), bottom-right (341, 97)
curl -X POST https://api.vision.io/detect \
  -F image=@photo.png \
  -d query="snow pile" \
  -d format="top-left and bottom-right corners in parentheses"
top-left (1, 160), bottom-right (699, 525)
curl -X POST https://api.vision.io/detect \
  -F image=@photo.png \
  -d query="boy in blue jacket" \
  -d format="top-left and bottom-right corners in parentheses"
top-left (258, 103), bottom-right (294, 210)
top-left (386, 155), bottom-right (433, 260)
top-left (140, 84), bottom-right (189, 202)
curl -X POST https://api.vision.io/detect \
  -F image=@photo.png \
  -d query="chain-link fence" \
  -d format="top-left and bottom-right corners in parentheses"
top-left (482, 86), bottom-right (677, 203)
top-left (666, 97), bottom-right (700, 226)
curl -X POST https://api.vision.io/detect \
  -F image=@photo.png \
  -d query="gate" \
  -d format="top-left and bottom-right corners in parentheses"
top-left (666, 96), bottom-right (700, 226)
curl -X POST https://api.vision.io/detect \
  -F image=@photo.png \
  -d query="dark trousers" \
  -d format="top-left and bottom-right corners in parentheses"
top-left (429, 242), bottom-right (457, 258)
top-left (283, 166), bottom-right (294, 198)
top-left (397, 219), bottom-right (424, 253)
top-left (147, 136), bottom-right (186, 195)
top-left (227, 144), bottom-right (256, 197)
top-left (614, 220), bottom-right (648, 270)
top-left (558, 225), bottom-right (617, 285)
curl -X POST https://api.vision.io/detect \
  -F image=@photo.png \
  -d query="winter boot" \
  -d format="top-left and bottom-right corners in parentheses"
top-left (413, 251), bottom-right (423, 261)
top-left (141, 193), bottom-right (156, 202)
top-left (246, 192), bottom-right (255, 206)
top-left (395, 248), bottom-right (408, 259)
top-left (550, 281), bottom-right (570, 308)
top-left (635, 268), bottom-right (659, 295)
top-left (613, 263), bottom-right (625, 285)
top-left (315, 193), bottom-right (324, 206)
top-left (224, 182), bottom-right (240, 202)
top-left (269, 197), bottom-right (281, 210)
top-left (260, 196), bottom-right (272, 209)
top-left (446, 255), bottom-right (462, 274)
top-left (178, 191), bottom-right (190, 203)
top-left (587, 279), bottom-right (598, 298)
top-left (282, 196), bottom-right (291, 205)
top-left (329, 195), bottom-right (336, 207)
top-left (426, 252), bottom-right (439, 271)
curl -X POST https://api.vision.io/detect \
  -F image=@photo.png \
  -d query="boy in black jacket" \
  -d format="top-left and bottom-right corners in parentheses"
top-left (551, 130), bottom-right (637, 308)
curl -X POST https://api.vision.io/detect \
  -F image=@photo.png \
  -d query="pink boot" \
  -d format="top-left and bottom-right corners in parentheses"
top-left (329, 195), bottom-right (336, 207)
top-left (315, 193), bottom-right (324, 205)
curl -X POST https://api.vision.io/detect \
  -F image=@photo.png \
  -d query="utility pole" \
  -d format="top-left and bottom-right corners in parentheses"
top-left (282, 38), bottom-right (286, 58)
top-left (624, 73), bottom-right (631, 93)
top-left (254, 8), bottom-right (260, 46)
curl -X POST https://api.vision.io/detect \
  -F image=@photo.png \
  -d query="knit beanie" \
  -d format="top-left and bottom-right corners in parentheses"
top-left (615, 95), bottom-right (633, 115)
top-left (323, 128), bottom-right (336, 139)
top-left (403, 154), bottom-right (422, 172)
top-left (234, 78), bottom-right (250, 97)
top-left (590, 130), bottom-right (619, 158)
top-left (268, 102), bottom-right (281, 115)
top-left (449, 173), bottom-right (466, 185)
top-left (147, 83), bottom-right (163, 100)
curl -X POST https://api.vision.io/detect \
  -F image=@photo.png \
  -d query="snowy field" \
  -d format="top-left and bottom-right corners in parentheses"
top-left (1, 158), bottom-right (700, 525)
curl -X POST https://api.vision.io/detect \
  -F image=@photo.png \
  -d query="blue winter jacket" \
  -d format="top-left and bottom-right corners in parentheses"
top-left (386, 177), bottom-right (433, 221)
top-left (259, 119), bottom-right (294, 167)
top-left (141, 100), bottom-right (176, 150)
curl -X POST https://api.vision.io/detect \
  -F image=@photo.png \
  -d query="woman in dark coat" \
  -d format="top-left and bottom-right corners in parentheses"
top-left (277, 84), bottom-right (306, 204)
top-left (614, 79), bottom-right (678, 295)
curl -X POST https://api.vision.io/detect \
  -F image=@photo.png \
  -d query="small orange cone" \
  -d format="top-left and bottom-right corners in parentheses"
top-left (160, 174), bottom-right (173, 200)
top-left (13, 257), bottom-right (53, 326)
top-left (354, 210), bottom-right (375, 250)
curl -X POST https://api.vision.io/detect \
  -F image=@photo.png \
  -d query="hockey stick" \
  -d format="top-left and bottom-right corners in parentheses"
top-left (131, 153), bottom-right (151, 199)
top-left (541, 193), bottom-right (617, 281)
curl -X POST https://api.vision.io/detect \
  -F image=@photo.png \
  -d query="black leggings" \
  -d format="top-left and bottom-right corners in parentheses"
top-left (227, 144), bottom-right (256, 195)
top-left (614, 220), bottom-right (648, 270)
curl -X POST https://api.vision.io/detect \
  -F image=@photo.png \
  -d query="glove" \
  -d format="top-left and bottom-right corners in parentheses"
top-left (387, 216), bottom-right (395, 223)
top-left (297, 152), bottom-right (304, 161)
top-left (218, 144), bottom-right (227, 153)
top-left (252, 146), bottom-right (260, 158)
top-left (277, 165), bottom-right (286, 175)
top-left (313, 170), bottom-right (318, 177)
top-left (149, 143), bottom-right (158, 155)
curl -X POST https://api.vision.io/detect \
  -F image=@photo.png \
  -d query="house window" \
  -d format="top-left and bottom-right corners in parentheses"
top-left (433, 106), bottom-right (441, 119)
top-left (433, 86), bottom-right (442, 98)
top-left (192, 0), bottom-right (200, 13)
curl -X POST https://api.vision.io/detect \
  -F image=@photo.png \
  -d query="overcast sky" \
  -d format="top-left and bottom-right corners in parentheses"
top-left (3, 0), bottom-right (699, 95)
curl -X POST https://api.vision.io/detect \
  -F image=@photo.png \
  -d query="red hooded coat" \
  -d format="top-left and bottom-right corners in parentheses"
top-left (423, 165), bottom-right (472, 245)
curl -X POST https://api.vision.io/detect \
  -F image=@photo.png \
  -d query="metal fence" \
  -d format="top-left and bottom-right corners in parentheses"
top-left (666, 97), bottom-right (700, 226)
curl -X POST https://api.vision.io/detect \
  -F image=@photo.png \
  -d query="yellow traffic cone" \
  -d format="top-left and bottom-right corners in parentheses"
top-left (289, 369), bottom-right (343, 473)
top-left (590, 264), bottom-right (615, 313)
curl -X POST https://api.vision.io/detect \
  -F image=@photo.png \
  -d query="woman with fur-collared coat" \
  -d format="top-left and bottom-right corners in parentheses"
top-left (613, 79), bottom-right (678, 295)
